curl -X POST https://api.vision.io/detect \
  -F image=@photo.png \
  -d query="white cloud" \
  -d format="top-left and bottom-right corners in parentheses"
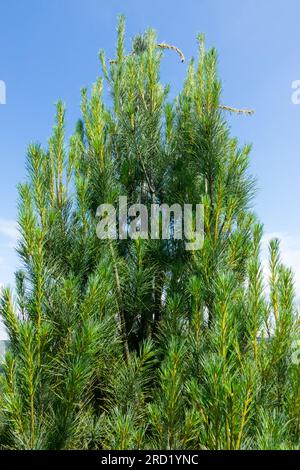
top-left (0, 218), bottom-right (18, 289)
top-left (261, 232), bottom-right (300, 299)
top-left (0, 322), bottom-right (8, 340)
top-left (0, 284), bottom-right (8, 340)
top-left (0, 220), bottom-right (18, 341)
top-left (0, 219), bottom-right (18, 245)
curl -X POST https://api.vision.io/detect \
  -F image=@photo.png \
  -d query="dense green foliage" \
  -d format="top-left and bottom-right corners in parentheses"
top-left (0, 18), bottom-right (299, 450)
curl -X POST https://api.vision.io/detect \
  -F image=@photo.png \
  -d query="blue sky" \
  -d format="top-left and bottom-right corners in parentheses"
top-left (1, 0), bottom-right (300, 325)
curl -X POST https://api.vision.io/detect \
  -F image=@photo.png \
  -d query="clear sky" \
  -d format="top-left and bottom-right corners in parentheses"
top-left (1, 0), bottom-right (300, 335)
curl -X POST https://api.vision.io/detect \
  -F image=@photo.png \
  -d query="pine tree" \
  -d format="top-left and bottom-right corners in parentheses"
top-left (0, 17), bottom-right (299, 450)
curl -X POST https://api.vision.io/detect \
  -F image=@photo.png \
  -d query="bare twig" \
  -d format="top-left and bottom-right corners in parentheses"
top-left (218, 105), bottom-right (254, 115)
top-left (109, 241), bottom-right (130, 364)
top-left (109, 42), bottom-right (185, 64)
top-left (157, 43), bottom-right (185, 62)
top-left (109, 52), bottom-right (133, 64)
